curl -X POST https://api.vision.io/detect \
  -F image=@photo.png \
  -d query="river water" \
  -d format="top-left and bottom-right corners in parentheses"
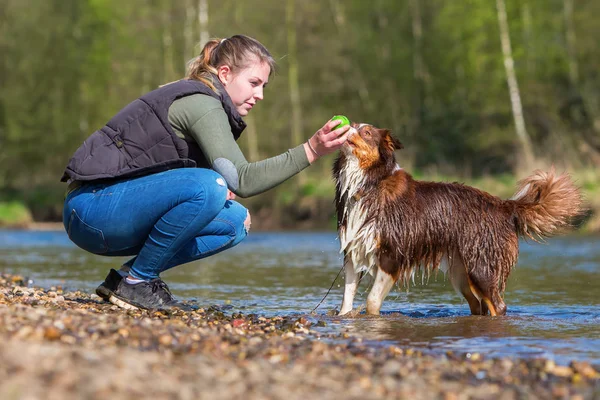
top-left (0, 229), bottom-right (598, 366)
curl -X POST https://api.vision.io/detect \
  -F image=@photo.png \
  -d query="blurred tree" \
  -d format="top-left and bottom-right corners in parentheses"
top-left (286, 0), bottom-right (304, 187)
top-left (496, 0), bottom-right (535, 170)
top-left (199, 0), bottom-right (209, 48)
top-left (1, 0), bottom-right (598, 223)
top-left (560, 0), bottom-right (600, 162)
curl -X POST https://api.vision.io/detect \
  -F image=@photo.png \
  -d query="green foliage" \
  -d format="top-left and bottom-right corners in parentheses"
top-left (0, 0), bottom-right (598, 227)
top-left (0, 201), bottom-right (32, 227)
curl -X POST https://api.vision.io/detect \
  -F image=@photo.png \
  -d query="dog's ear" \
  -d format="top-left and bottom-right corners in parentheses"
top-left (379, 129), bottom-right (404, 151)
top-left (391, 135), bottom-right (404, 150)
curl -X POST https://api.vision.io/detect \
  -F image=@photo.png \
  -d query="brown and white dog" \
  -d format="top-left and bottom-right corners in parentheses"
top-left (333, 123), bottom-right (583, 316)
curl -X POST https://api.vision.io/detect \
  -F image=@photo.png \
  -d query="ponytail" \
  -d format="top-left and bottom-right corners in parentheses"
top-left (186, 39), bottom-right (221, 92)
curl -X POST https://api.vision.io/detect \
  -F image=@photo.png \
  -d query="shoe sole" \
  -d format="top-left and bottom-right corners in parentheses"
top-left (107, 293), bottom-right (193, 312)
top-left (108, 294), bottom-right (141, 311)
top-left (95, 285), bottom-right (111, 301)
top-left (108, 291), bottom-right (174, 312)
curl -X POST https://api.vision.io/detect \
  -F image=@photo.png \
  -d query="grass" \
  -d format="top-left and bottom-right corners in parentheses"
top-left (0, 201), bottom-right (33, 228)
top-left (295, 165), bottom-right (600, 232)
top-left (1, 167), bottom-right (598, 232)
top-left (297, 167), bottom-right (599, 200)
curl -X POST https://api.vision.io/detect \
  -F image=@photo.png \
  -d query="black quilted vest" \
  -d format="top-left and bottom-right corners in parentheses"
top-left (60, 78), bottom-right (246, 182)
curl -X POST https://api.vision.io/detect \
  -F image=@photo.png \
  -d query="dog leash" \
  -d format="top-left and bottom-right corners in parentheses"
top-left (310, 264), bottom-right (345, 314)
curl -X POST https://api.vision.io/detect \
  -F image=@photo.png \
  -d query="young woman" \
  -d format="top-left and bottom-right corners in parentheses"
top-left (62, 35), bottom-right (350, 311)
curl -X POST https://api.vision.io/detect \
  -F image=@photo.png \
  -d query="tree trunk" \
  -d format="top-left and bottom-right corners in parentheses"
top-left (198, 0), bottom-right (209, 48)
top-left (170, 2), bottom-right (186, 77)
top-left (496, 0), bottom-right (535, 170)
top-left (563, 0), bottom-right (579, 85)
top-left (184, 0), bottom-right (195, 67)
top-left (162, 2), bottom-right (175, 81)
top-left (244, 114), bottom-right (260, 162)
top-left (286, 0), bottom-right (305, 185)
top-left (521, 2), bottom-right (534, 78)
top-left (562, 0), bottom-right (600, 160)
top-left (0, 1), bottom-right (7, 181)
top-left (410, 0), bottom-right (425, 132)
top-left (328, 0), bottom-right (374, 113)
top-left (376, 4), bottom-right (401, 131)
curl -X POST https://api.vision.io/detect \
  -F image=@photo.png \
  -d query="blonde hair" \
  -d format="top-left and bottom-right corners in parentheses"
top-left (186, 35), bottom-right (276, 92)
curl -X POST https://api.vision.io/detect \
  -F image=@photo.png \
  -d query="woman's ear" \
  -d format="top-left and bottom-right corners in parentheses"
top-left (217, 65), bottom-right (231, 86)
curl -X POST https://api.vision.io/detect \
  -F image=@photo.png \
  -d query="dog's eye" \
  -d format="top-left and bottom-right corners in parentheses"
top-left (364, 130), bottom-right (371, 136)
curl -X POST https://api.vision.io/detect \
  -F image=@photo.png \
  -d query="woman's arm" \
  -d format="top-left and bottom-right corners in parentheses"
top-left (196, 112), bottom-right (310, 197)
top-left (170, 95), bottom-right (310, 198)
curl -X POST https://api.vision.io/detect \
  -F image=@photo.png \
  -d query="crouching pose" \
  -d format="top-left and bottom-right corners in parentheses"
top-left (62, 35), bottom-right (350, 311)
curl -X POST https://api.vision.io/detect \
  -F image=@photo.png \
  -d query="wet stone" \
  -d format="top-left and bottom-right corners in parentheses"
top-left (0, 272), bottom-right (598, 400)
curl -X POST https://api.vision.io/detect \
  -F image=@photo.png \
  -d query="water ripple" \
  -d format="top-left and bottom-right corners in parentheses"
top-left (1, 230), bottom-right (599, 364)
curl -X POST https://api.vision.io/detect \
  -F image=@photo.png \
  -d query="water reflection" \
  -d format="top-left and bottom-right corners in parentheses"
top-left (0, 230), bottom-right (599, 364)
top-left (339, 313), bottom-right (521, 342)
top-left (328, 308), bottom-right (600, 364)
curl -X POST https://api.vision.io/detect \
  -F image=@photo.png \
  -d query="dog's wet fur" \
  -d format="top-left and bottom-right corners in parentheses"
top-left (333, 123), bottom-right (584, 316)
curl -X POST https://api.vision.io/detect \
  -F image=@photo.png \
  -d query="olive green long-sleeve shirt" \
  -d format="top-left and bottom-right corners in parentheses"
top-left (168, 94), bottom-right (309, 198)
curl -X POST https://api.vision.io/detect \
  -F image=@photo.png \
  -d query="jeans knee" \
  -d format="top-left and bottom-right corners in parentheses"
top-left (182, 170), bottom-right (228, 208)
top-left (227, 203), bottom-right (250, 247)
top-left (244, 210), bottom-right (251, 232)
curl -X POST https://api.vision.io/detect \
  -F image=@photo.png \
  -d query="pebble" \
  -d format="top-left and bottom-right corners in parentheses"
top-left (0, 272), bottom-right (597, 400)
top-left (43, 326), bottom-right (61, 340)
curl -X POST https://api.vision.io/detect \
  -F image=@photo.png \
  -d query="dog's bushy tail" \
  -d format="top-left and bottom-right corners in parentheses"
top-left (510, 167), bottom-right (584, 241)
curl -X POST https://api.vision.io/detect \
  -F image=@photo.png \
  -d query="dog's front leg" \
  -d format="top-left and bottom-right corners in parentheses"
top-left (366, 266), bottom-right (395, 315)
top-left (339, 257), bottom-right (358, 315)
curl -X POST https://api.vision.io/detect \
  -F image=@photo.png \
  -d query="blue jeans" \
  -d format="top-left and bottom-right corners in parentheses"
top-left (63, 168), bottom-right (249, 280)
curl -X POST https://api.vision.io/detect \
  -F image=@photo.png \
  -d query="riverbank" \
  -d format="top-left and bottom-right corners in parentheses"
top-left (0, 274), bottom-right (597, 399)
top-left (2, 167), bottom-right (599, 233)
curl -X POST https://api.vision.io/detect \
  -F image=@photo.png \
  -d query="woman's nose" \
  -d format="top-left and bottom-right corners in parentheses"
top-left (254, 87), bottom-right (264, 101)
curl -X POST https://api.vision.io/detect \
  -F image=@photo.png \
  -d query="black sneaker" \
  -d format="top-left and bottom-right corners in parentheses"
top-left (109, 278), bottom-right (195, 311)
top-left (95, 269), bottom-right (125, 301)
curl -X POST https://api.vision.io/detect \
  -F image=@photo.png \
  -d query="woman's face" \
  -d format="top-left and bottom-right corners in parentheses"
top-left (218, 59), bottom-right (270, 116)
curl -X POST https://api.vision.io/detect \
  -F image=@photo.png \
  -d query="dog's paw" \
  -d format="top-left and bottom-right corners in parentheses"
top-left (337, 305), bottom-right (365, 318)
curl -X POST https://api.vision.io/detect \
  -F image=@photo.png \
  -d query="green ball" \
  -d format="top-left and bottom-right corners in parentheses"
top-left (331, 115), bottom-right (350, 130)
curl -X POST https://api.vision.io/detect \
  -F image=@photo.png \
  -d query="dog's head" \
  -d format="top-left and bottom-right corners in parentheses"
top-left (341, 123), bottom-right (403, 169)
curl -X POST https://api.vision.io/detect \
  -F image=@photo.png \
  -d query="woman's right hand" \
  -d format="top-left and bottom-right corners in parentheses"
top-left (304, 118), bottom-right (352, 163)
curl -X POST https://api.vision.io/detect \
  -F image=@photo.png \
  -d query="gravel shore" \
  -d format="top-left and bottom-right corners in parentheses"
top-left (0, 273), bottom-right (598, 400)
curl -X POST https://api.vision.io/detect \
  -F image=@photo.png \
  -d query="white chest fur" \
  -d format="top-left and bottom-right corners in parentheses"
top-left (337, 157), bottom-right (378, 275)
